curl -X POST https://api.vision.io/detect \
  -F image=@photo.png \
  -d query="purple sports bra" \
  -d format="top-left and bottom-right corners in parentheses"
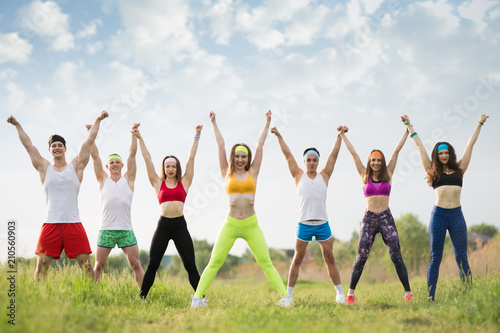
top-left (363, 177), bottom-right (391, 197)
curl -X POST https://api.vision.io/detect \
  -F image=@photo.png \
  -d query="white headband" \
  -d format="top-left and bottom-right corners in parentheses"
top-left (164, 157), bottom-right (177, 166)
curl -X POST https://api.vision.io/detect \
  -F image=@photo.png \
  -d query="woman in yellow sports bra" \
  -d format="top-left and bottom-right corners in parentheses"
top-left (190, 111), bottom-right (291, 308)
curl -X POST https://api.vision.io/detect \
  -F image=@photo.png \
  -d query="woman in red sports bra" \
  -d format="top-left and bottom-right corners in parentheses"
top-left (132, 124), bottom-right (203, 300)
top-left (339, 125), bottom-right (412, 304)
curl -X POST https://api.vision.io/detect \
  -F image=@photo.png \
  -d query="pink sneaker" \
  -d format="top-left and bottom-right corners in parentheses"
top-left (405, 293), bottom-right (413, 302)
top-left (346, 294), bottom-right (356, 305)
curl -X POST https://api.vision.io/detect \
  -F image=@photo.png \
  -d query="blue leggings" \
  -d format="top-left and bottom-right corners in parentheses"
top-left (428, 206), bottom-right (471, 298)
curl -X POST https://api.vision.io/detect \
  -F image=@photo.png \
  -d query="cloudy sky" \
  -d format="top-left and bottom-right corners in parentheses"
top-left (1, 0), bottom-right (499, 262)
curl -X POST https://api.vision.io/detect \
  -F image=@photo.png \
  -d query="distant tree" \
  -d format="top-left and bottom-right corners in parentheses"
top-left (395, 213), bottom-right (430, 274)
top-left (105, 253), bottom-right (129, 273)
top-left (168, 238), bottom-right (240, 278)
top-left (17, 256), bottom-right (37, 266)
top-left (332, 237), bottom-right (357, 267)
top-left (242, 247), bottom-right (289, 263)
top-left (50, 251), bottom-right (77, 268)
top-left (468, 223), bottom-right (498, 238)
top-left (306, 241), bottom-right (323, 265)
top-left (193, 239), bottom-right (213, 273)
top-left (139, 250), bottom-right (149, 270)
top-left (241, 248), bottom-right (255, 262)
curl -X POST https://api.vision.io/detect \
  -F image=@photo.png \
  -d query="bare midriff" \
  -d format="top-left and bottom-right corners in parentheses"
top-left (160, 201), bottom-right (184, 218)
top-left (227, 193), bottom-right (255, 219)
top-left (366, 195), bottom-right (390, 213)
top-left (434, 186), bottom-right (461, 209)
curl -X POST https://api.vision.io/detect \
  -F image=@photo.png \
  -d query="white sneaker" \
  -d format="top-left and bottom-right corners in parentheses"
top-left (191, 295), bottom-right (208, 309)
top-left (336, 294), bottom-right (346, 304)
top-left (277, 294), bottom-right (293, 307)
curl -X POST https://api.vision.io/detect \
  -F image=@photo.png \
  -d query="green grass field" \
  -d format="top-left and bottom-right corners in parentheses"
top-left (1, 262), bottom-right (499, 333)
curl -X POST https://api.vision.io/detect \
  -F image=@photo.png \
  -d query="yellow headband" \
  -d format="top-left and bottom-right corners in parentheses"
top-left (107, 154), bottom-right (123, 165)
top-left (235, 145), bottom-right (248, 154)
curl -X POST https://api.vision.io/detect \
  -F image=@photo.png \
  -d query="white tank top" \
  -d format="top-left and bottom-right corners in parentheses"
top-left (297, 172), bottom-right (328, 225)
top-left (100, 177), bottom-right (133, 230)
top-left (43, 163), bottom-right (81, 223)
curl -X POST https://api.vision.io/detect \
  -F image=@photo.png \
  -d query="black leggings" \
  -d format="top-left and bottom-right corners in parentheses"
top-left (140, 216), bottom-right (200, 298)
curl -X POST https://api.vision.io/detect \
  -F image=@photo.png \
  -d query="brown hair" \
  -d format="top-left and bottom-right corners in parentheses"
top-left (161, 155), bottom-right (182, 182)
top-left (229, 143), bottom-right (252, 175)
top-left (427, 142), bottom-right (462, 187)
top-left (363, 149), bottom-right (390, 183)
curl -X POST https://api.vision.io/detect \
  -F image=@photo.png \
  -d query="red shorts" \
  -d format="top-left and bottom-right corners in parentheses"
top-left (36, 223), bottom-right (92, 259)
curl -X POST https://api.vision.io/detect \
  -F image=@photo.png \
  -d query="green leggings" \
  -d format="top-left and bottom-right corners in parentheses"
top-left (194, 214), bottom-right (287, 297)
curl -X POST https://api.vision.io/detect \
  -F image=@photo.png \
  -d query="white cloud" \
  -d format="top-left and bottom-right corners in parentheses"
top-left (206, 0), bottom-right (236, 45)
top-left (236, 1), bottom-right (332, 49)
top-left (52, 32), bottom-right (74, 51)
top-left (18, 0), bottom-right (74, 51)
top-left (283, 5), bottom-right (330, 46)
top-left (0, 32), bottom-right (33, 63)
top-left (0, 69), bottom-right (18, 81)
top-left (206, 0), bottom-right (327, 47)
top-left (397, 46), bottom-right (415, 63)
top-left (161, 50), bottom-right (242, 109)
top-left (418, 0), bottom-right (460, 31)
top-left (52, 61), bottom-right (84, 96)
top-left (109, 0), bottom-right (198, 66)
top-left (49, 60), bottom-right (148, 106)
top-left (86, 41), bottom-right (103, 54)
top-left (3, 81), bottom-right (28, 111)
top-left (346, 0), bottom-right (365, 29)
top-left (359, 0), bottom-right (385, 14)
top-left (490, 8), bottom-right (500, 19)
top-left (247, 28), bottom-right (285, 50)
top-left (323, 0), bottom-right (399, 44)
top-left (76, 19), bottom-right (102, 39)
top-left (458, 0), bottom-right (497, 31)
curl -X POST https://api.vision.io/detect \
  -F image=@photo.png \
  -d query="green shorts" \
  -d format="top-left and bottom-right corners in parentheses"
top-left (97, 230), bottom-right (137, 248)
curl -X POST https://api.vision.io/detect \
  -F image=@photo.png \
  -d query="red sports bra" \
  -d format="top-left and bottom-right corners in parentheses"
top-left (158, 181), bottom-right (187, 204)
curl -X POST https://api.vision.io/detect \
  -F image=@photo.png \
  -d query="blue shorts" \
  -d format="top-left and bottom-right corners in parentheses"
top-left (296, 221), bottom-right (332, 242)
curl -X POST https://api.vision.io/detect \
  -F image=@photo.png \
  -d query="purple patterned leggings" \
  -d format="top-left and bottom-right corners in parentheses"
top-left (349, 208), bottom-right (411, 291)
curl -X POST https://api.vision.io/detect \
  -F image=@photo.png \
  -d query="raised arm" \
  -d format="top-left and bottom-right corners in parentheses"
top-left (339, 126), bottom-right (366, 179)
top-left (210, 111), bottom-right (228, 178)
top-left (7, 115), bottom-right (49, 174)
top-left (132, 126), bottom-right (162, 193)
top-left (386, 127), bottom-right (409, 177)
top-left (124, 123), bottom-right (140, 190)
top-left (73, 111), bottom-right (109, 178)
top-left (181, 125), bottom-right (203, 191)
top-left (249, 110), bottom-right (271, 179)
top-left (458, 114), bottom-right (489, 173)
top-left (402, 115), bottom-right (431, 173)
top-left (271, 126), bottom-right (303, 185)
top-left (85, 124), bottom-right (107, 189)
top-left (321, 132), bottom-right (342, 181)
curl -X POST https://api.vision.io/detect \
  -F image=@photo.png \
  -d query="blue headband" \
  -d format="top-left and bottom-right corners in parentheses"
top-left (437, 144), bottom-right (449, 152)
top-left (304, 150), bottom-right (320, 160)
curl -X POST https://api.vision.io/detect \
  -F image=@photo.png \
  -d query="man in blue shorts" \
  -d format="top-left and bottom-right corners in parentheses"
top-left (271, 127), bottom-right (346, 305)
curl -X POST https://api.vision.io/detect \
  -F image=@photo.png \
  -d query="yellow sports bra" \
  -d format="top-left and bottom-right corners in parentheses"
top-left (225, 173), bottom-right (256, 195)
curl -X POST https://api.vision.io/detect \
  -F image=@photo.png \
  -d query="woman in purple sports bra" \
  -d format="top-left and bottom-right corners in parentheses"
top-left (339, 125), bottom-right (412, 304)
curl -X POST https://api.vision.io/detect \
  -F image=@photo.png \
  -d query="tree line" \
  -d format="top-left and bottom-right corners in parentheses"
top-left (16, 214), bottom-right (498, 278)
